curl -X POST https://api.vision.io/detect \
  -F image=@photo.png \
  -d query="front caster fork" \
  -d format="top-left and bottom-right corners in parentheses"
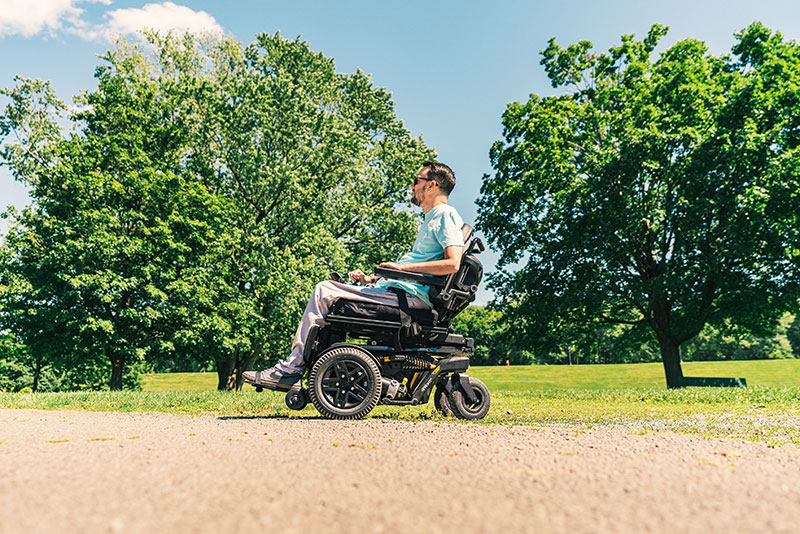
top-left (443, 373), bottom-right (478, 404)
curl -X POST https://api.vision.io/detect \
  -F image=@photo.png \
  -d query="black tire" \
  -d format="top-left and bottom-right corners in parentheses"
top-left (449, 377), bottom-right (490, 420)
top-left (285, 389), bottom-right (309, 411)
top-left (434, 383), bottom-right (452, 416)
top-left (308, 346), bottom-right (381, 420)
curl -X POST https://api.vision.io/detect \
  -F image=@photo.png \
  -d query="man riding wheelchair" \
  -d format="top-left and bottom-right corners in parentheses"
top-left (243, 161), bottom-right (490, 420)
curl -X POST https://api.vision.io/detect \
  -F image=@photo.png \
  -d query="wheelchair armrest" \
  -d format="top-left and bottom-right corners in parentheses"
top-left (373, 267), bottom-right (448, 288)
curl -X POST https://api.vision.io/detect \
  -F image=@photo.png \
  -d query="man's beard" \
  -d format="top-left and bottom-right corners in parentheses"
top-left (411, 191), bottom-right (421, 206)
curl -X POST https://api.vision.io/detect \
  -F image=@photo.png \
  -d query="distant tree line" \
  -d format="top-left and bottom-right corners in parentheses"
top-left (452, 306), bottom-right (800, 366)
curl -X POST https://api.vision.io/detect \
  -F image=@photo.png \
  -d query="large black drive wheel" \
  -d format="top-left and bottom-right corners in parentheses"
top-left (308, 346), bottom-right (381, 420)
top-left (434, 383), bottom-right (452, 416)
top-left (449, 377), bottom-right (491, 420)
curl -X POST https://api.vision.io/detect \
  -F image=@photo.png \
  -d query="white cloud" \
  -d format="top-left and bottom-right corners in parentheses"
top-left (0, 0), bottom-right (109, 38)
top-left (98, 2), bottom-right (224, 41)
top-left (0, 1), bottom-right (224, 41)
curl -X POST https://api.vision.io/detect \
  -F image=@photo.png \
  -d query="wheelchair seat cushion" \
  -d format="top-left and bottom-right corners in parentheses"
top-left (331, 299), bottom-right (437, 326)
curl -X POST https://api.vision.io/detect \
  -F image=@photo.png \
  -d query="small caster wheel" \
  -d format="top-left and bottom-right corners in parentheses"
top-left (449, 376), bottom-right (490, 420)
top-left (285, 388), bottom-right (308, 410)
top-left (255, 386), bottom-right (263, 393)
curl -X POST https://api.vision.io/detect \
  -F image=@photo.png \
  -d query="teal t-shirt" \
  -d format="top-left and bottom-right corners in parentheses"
top-left (375, 204), bottom-right (464, 308)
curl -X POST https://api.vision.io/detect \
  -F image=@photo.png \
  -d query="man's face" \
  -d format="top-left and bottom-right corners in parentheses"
top-left (411, 167), bottom-right (434, 206)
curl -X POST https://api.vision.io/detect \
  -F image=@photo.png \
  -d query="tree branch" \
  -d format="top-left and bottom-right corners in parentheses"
top-left (598, 314), bottom-right (647, 326)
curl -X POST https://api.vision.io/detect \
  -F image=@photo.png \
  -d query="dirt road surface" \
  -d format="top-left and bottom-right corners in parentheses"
top-left (1, 409), bottom-right (798, 533)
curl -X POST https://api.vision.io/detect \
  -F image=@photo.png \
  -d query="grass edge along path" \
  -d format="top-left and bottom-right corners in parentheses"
top-left (2, 387), bottom-right (800, 446)
top-left (2, 360), bottom-right (800, 445)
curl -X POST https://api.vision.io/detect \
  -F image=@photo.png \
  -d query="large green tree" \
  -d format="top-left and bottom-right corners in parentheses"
top-left (172, 33), bottom-right (432, 389)
top-left (0, 73), bottom-right (214, 389)
top-left (477, 23), bottom-right (800, 387)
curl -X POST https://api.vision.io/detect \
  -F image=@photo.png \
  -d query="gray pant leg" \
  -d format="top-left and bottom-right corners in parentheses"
top-left (277, 281), bottom-right (427, 373)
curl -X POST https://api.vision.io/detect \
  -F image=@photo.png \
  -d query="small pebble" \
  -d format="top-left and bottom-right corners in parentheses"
top-left (507, 410), bottom-right (513, 415)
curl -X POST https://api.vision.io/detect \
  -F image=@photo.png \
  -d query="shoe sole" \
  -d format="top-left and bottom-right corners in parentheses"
top-left (243, 377), bottom-right (301, 392)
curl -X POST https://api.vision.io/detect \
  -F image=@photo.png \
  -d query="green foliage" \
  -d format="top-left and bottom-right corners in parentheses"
top-left (451, 305), bottom-right (533, 365)
top-left (0, 333), bottom-right (62, 392)
top-left (683, 313), bottom-right (796, 361)
top-left (532, 312), bottom-right (797, 364)
top-left (478, 23), bottom-right (800, 387)
top-left (0, 32), bottom-right (431, 390)
top-left (0, 333), bottom-right (38, 392)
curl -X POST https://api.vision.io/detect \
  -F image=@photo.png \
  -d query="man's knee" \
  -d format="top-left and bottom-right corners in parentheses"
top-left (312, 280), bottom-right (345, 302)
top-left (314, 280), bottom-right (337, 293)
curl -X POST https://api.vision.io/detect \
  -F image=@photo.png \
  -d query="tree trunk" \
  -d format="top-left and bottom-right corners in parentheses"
top-left (657, 336), bottom-right (683, 389)
top-left (216, 357), bottom-right (234, 390)
top-left (33, 354), bottom-right (42, 393)
top-left (216, 352), bottom-right (258, 391)
top-left (109, 352), bottom-right (125, 390)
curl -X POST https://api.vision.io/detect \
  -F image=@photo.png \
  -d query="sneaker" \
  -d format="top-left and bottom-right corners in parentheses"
top-left (243, 366), bottom-right (303, 392)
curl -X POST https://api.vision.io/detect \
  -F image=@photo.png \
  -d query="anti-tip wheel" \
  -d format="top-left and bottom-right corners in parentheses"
top-left (285, 389), bottom-right (309, 410)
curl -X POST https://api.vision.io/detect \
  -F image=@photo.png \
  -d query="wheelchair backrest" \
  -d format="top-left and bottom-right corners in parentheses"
top-left (429, 224), bottom-right (485, 327)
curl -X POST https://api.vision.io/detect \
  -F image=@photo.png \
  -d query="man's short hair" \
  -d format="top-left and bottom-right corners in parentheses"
top-left (422, 160), bottom-right (456, 195)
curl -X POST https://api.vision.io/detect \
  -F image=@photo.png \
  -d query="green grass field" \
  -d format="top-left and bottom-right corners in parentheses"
top-left (3, 360), bottom-right (800, 445)
top-left (140, 359), bottom-right (800, 391)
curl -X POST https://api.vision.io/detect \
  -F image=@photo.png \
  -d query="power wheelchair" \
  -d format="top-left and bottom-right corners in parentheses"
top-left (255, 224), bottom-right (489, 421)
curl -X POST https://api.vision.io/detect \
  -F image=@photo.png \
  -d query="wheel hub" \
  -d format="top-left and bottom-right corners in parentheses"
top-left (321, 359), bottom-right (370, 409)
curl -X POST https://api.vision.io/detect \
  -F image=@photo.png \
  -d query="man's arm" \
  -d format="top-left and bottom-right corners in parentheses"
top-left (378, 245), bottom-right (463, 276)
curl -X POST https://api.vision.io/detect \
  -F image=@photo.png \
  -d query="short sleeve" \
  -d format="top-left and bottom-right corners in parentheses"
top-left (434, 208), bottom-right (464, 249)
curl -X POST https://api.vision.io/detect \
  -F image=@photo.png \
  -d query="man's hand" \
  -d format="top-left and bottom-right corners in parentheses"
top-left (377, 262), bottom-right (405, 271)
top-left (348, 269), bottom-right (374, 284)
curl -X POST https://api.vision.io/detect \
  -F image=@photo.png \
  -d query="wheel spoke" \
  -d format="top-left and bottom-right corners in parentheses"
top-left (342, 391), bottom-right (353, 406)
top-left (347, 367), bottom-right (362, 380)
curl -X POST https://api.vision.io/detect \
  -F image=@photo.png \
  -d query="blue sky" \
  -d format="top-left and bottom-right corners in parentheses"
top-left (2, 0), bottom-right (799, 303)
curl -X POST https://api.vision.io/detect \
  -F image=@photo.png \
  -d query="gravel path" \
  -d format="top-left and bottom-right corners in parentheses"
top-left (1, 409), bottom-right (798, 533)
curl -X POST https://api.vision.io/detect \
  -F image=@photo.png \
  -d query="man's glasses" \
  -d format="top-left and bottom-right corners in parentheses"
top-left (413, 175), bottom-right (435, 186)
